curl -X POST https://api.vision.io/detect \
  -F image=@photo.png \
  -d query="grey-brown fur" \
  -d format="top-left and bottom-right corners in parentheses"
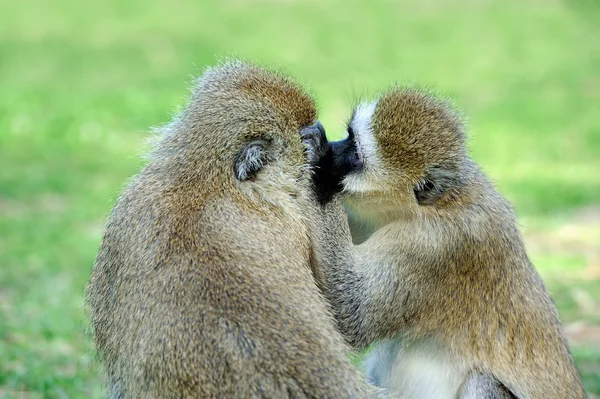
top-left (85, 60), bottom-right (382, 399)
top-left (313, 88), bottom-right (584, 398)
top-left (458, 373), bottom-right (517, 398)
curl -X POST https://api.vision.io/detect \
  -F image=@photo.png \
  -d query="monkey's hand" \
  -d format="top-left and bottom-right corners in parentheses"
top-left (300, 121), bottom-right (329, 166)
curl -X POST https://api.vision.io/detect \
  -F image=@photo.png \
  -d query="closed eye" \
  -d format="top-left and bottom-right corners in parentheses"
top-left (414, 178), bottom-right (440, 205)
top-left (414, 166), bottom-right (460, 205)
top-left (421, 179), bottom-right (435, 191)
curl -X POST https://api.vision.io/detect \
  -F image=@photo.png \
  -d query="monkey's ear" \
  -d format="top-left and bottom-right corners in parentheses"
top-left (234, 139), bottom-right (270, 181)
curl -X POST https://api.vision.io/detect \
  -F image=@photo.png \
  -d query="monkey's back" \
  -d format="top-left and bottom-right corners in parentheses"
top-left (445, 176), bottom-right (584, 398)
top-left (86, 169), bottom-right (370, 398)
top-left (375, 174), bottom-right (584, 398)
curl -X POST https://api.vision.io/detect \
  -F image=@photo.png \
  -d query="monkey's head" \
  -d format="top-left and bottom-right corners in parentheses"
top-left (330, 88), bottom-right (467, 221)
top-left (151, 60), bottom-right (326, 198)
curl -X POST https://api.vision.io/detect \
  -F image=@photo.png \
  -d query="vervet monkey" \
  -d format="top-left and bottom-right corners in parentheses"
top-left (85, 60), bottom-right (383, 399)
top-left (310, 88), bottom-right (584, 399)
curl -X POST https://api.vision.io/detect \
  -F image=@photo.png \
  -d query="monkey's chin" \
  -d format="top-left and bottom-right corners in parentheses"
top-left (340, 173), bottom-right (380, 195)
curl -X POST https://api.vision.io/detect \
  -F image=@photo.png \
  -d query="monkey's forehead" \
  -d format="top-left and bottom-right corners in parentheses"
top-left (376, 90), bottom-right (462, 139)
top-left (349, 88), bottom-right (465, 173)
top-left (372, 88), bottom-right (463, 136)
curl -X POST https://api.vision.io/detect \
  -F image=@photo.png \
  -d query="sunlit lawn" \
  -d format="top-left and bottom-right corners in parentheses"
top-left (1, 0), bottom-right (598, 397)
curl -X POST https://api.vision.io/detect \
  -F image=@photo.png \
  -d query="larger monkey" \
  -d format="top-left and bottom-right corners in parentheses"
top-left (310, 88), bottom-right (584, 398)
top-left (85, 61), bottom-right (382, 398)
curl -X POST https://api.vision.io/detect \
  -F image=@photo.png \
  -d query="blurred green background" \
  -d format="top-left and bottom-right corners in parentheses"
top-left (1, 0), bottom-right (599, 397)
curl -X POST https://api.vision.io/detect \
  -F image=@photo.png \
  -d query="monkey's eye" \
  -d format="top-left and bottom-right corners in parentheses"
top-left (414, 178), bottom-right (438, 205)
top-left (353, 148), bottom-right (361, 162)
top-left (421, 179), bottom-right (435, 191)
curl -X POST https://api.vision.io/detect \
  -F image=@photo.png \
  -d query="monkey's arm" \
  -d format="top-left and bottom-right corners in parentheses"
top-left (311, 199), bottom-right (405, 349)
top-left (314, 202), bottom-right (464, 349)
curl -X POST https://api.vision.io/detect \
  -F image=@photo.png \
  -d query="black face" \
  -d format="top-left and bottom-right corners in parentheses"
top-left (331, 125), bottom-right (364, 177)
top-left (309, 125), bottom-right (364, 205)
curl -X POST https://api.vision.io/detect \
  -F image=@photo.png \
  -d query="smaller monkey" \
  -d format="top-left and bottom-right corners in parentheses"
top-left (86, 60), bottom-right (383, 399)
top-left (310, 88), bottom-right (585, 399)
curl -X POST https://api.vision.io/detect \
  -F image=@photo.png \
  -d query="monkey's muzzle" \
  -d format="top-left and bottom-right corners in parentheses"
top-left (330, 134), bottom-right (364, 176)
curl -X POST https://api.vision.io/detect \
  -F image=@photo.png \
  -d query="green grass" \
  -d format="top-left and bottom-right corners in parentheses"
top-left (1, 0), bottom-right (599, 397)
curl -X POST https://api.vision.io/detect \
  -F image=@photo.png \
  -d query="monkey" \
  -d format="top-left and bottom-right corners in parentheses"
top-left (309, 87), bottom-right (585, 398)
top-left (85, 60), bottom-right (385, 399)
